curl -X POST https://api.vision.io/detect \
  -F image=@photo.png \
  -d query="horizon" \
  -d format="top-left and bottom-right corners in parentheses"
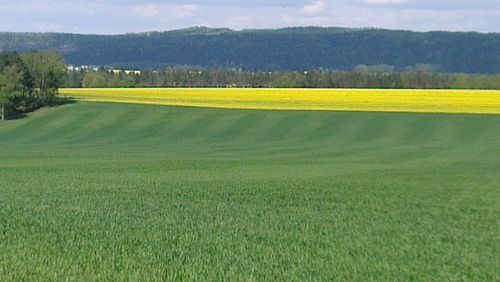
top-left (1, 0), bottom-right (499, 34)
top-left (1, 25), bottom-right (498, 36)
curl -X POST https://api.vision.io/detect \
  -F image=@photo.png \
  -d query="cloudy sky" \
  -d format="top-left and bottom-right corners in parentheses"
top-left (1, 0), bottom-right (499, 34)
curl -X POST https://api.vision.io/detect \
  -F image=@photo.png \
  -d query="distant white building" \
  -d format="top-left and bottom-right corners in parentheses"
top-left (124, 70), bottom-right (141, 75)
top-left (67, 66), bottom-right (143, 74)
top-left (66, 64), bottom-right (100, 72)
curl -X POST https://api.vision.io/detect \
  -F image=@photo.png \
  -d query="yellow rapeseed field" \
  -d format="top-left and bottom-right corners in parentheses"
top-left (60, 88), bottom-right (500, 115)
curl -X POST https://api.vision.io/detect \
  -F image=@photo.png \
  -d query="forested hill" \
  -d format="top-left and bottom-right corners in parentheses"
top-left (0, 27), bottom-right (499, 74)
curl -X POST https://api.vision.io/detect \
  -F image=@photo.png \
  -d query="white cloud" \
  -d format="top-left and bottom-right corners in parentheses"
top-left (176, 5), bottom-right (201, 18)
top-left (301, 1), bottom-right (326, 15)
top-left (363, 0), bottom-right (410, 5)
top-left (34, 22), bottom-right (64, 32)
top-left (135, 5), bottom-right (160, 19)
top-left (0, 0), bottom-right (498, 33)
top-left (132, 4), bottom-right (201, 22)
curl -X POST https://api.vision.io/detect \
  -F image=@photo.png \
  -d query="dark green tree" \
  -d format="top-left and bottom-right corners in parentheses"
top-left (0, 68), bottom-right (25, 120)
top-left (22, 51), bottom-right (66, 105)
top-left (0, 51), bottom-right (65, 120)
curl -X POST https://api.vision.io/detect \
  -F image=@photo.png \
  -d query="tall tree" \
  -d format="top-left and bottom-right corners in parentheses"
top-left (0, 74), bottom-right (10, 120)
top-left (22, 51), bottom-right (66, 104)
top-left (0, 71), bottom-right (23, 120)
top-left (0, 51), bottom-right (65, 120)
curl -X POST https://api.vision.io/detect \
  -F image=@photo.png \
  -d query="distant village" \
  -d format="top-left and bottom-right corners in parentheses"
top-left (66, 64), bottom-right (141, 75)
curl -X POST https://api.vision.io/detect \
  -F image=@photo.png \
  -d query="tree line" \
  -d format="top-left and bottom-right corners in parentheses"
top-left (2, 27), bottom-right (499, 74)
top-left (0, 52), bottom-right (65, 120)
top-left (1, 50), bottom-right (498, 120)
top-left (66, 69), bottom-right (500, 90)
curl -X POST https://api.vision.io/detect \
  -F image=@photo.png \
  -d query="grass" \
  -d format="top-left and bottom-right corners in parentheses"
top-left (0, 102), bottom-right (499, 280)
top-left (60, 88), bottom-right (500, 115)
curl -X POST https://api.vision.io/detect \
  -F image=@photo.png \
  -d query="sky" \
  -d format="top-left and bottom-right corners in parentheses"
top-left (0, 0), bottom-right (499, 34)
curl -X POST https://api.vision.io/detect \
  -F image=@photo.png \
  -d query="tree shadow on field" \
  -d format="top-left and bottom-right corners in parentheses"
top-left (1, 96), bottom-right (77, 122)
top-left (5, 112), bottom-right (28, 120)
top-left (53, 96), bottom-right (77, 107)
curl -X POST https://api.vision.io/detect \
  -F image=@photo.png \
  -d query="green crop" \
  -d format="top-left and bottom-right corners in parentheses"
top-left (0, 103), bottom-right (498, 280)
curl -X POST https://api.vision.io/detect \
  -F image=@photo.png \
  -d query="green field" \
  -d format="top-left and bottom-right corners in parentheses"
top-left (0, 102), bottom-right (499, 280)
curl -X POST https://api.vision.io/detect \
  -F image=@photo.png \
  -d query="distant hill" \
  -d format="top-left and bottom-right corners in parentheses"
top-left (0, 27), bottom-right (498, 74)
